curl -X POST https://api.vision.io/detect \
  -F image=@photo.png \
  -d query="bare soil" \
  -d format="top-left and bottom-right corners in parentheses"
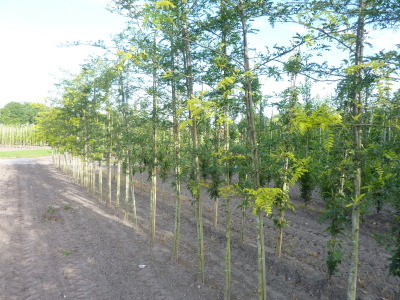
top-left (0, 153), bottom-right (398, 299)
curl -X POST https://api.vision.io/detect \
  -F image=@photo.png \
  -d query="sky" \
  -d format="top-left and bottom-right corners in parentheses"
top-left (0, 0), bottom-right (126, 108)
top-left (0, 1), bottom-right (398, 109)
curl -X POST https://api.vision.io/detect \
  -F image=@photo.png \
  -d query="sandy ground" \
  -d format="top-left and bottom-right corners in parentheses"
top-left (0, 154), bottom-right (398, 299)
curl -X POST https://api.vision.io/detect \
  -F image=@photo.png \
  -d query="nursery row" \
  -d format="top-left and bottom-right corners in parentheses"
top-left (36, 1), bottom-right (400, 299)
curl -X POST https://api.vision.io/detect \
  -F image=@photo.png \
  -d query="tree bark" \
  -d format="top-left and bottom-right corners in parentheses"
top-left (347, 1), bottom-right (365, 299)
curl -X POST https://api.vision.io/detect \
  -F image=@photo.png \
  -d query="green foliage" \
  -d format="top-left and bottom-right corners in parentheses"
top-left (271, 151), bottom-right (309, 187)
top-left (321, 194), bottom-right (349, 235)
top-left (154, 0), bottom-right (176, 9)
top-left (299, 170), bottom-right (314, 204)
top-left (326, 241), bottom-right (343, 279)
top-left (0, 102), bottom-right (47, 125)
top-left (244, 187), bottom-right (286, 216)
top-left (284, 52), bottom-right (302, 75)
top-left (389, 244), bottom-right (400, 277)
top-left (219, 184), bottom-right (238, 200)
top-left (388, 214), bottom-right (400, 277)
top-left (291, 105), bottom-right (342, 136)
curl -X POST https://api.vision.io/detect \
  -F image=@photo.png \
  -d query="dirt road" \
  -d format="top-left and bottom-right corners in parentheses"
top-left (0, 157), bottom-right (218, 299)
top-left (0, 156), bottom-right (397, 299)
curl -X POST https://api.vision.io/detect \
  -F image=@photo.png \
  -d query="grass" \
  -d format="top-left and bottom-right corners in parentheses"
top-left (0, 149), bottom-right (52, 159)
top-left (61, 249), bottom-right (72, 256)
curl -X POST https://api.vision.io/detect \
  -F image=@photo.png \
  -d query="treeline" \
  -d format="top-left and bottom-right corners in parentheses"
top-left (0, 102), bottom-right (47, 146)
top-left (0, 102), bottom-right (47, 125)
top-left (37, 1), bottom-right (400, 299)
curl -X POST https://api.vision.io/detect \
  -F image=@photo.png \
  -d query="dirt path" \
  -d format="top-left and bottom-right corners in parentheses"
top-left (0, 156), bottom-right (398, 299)
top-left (0, 158), bottom-right (219, 299)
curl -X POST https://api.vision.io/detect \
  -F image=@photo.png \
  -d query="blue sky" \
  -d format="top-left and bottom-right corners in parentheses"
top-left (0, 0), bottom-right (126, 108)
top-left (0, 1), bottom-right (398, 109)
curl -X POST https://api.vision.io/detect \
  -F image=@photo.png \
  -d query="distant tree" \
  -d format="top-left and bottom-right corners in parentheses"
top-left (0, 102), bottom-right (47, 125)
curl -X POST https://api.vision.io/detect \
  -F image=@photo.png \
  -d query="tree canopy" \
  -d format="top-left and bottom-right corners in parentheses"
top-left (0, 102), bottom-right (47, 125)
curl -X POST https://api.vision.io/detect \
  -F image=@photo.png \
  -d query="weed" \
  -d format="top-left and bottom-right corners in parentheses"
top-left (47, 206), bottom-right (59, 214)
top-left (42, 205), bottom-right (60, 221)
top-left (63, 204), bottom-right (72, 210)
top-left (61, 249), bottom-right (71, 256)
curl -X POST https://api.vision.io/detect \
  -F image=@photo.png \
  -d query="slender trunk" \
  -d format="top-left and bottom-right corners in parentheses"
top-left (99, 160), bottom-right (103, 202)
top-left (224, 193), bottom-right (231, 300)
top-left (224, 109), bottom-right (231, 300)
top-left (347, 1), bottom-right (365, 299)
top-left (339, 151), bottom-right (348, 195)
top-left (172, 50), bottom-right (182, 261)
top-left (107, 153), bottom-right (112, 206)
top-left (214, 197), bottom-right (219, 228)
top-left (106, 96), bottom-right (113, 206)
top-left (92, 161), bottom-right (96, 195)
top-left (183, 7), bottom-right (204, 283)
top-left (239, 3), bottom-right (265, 299)
top-left (73, 156), bottom-right (77, 180)
top-left (79, 157), bottom-right (84, 185)
top-left (240, 205), bottom-right (246, 243)
top-left (116, 160), bottom-right (121, 209)
top-left (131, 171), bottom-right (137, 229)
top-left (149, 30), bottom-right (158, 246)
top-left (125, 157), bottom-right (130, 221)
top-left (214, 124), bottom-right (220, 229)
top-left (276, 156), bottom-right (289, 258)
top-left (58, 149), bottom-right (61, 169)
top-left (85, 160), bottom-right (90, 191)
top-left (221, 7), bottom-right (232, 295)
top-left (63, 152), bottom-right (68, 173)
top-left (52, 148), bottom-right (56, 166)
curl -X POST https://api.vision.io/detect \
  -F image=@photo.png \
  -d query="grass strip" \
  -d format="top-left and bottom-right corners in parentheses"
top-left (0, 149), bottom-right (52, 159)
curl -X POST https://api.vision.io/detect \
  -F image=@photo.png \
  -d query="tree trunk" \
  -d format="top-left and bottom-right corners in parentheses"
top-left (107, 151), bottom-right (112, 206)
top-left (130, 170), bottom-right (137, 229)
top-left (239, 3), bottom-right (266, 299)
top-left (116, 160), bottom-right (121, 209)
top-left (92, 161), bottom-right (96, 195)
top-left (172, 47), bottom-right (182, 261)
top-left (224, 109), bottom-right (231, 300)
top-left (99, 160), bottom-right (103, 202)
top-left (347, 1), bottom-right (365, 299)
top-left (149, 30), bottom-right (158, 246)
top-left (183, 6), bottom-right (204, 283)
top-left (125, 157), bottom-right (130, 221)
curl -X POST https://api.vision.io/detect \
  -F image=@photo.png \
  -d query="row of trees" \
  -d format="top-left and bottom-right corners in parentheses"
top-left (37, 1), bottom-right (400, 299)
top-left (0, 102), bottom-right (47, 146)
top-left (0, 102), bottom-right (47, 125)
top-left (0, 125), bottom-right (45, 146)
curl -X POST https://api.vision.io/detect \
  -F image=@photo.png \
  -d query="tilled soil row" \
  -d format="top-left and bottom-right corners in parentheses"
top-left (0, 157), bottom-right (398, 299)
